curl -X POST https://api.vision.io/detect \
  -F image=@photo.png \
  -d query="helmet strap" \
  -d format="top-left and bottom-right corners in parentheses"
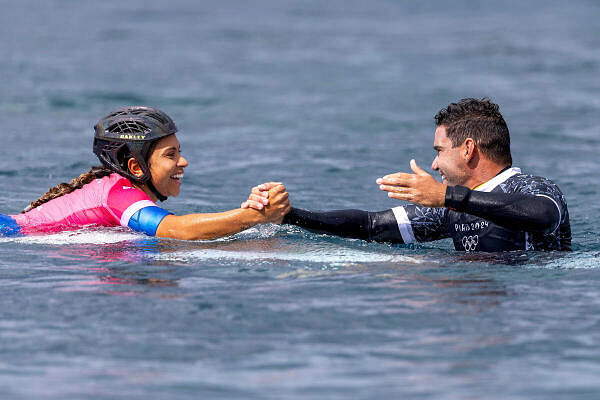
top-left (147, 180), bottom-right (168, 202)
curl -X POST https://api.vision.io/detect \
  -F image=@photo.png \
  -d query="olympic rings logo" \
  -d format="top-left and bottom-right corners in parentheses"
top-left (461, 235), bottom-right (479, 252)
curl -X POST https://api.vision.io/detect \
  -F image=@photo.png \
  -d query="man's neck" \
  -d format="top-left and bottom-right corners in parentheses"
top-left (464, 162), bottom-right (511, 190)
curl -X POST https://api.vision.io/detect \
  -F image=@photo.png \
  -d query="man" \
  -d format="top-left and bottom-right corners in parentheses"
top-left (244, 98), bottom-right (571, 252)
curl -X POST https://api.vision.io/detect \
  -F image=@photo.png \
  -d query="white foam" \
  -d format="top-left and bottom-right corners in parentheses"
top-left (535, 253), bottom-right (600, 269)
top-left (0, 226), bottom-right (422, 265)
top-left (0, 230), bottom-right (142, 245)
top-left (152, 247), bottom-right (422, 265)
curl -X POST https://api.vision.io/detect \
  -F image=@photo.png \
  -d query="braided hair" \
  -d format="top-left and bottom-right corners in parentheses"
top-left (23, 166), bottom-right (114, 213)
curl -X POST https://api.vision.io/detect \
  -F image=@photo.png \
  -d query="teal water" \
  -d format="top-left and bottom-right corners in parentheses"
top-left (1, 1), bottom-right (599, 399)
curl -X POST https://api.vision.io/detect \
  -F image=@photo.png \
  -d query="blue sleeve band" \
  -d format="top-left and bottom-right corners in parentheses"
top-left (0, 214), bottom-right (22, 237)
top-left (127, 206), bottom-right (172, 236)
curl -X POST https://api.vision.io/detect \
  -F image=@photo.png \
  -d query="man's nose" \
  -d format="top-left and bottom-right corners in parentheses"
top-left (431, 156), bottom-right (438, 171)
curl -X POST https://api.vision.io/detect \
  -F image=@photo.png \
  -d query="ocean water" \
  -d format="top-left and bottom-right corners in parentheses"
top-left (1, 0), bottom-right (599, 399)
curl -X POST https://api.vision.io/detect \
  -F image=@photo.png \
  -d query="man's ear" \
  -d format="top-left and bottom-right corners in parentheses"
top-left (127, 158), bottom-right (144, 178)
top-left (463, 138), bottom-right (476, 162)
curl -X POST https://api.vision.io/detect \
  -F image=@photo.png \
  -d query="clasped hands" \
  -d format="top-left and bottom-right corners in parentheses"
top-left (241, 159), bottom-right (447, 222)
top-left (240, 182), bottom-right (291, 224)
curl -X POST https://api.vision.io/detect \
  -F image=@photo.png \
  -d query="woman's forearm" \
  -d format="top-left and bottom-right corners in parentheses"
top-left (155, 208), bottom-right (264, 240)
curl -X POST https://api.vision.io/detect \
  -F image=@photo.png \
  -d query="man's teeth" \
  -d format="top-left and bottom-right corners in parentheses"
top-left (171, 174), bottom-right (184, 179)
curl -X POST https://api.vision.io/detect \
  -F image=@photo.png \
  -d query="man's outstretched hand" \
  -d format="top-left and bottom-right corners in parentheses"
top-left (376, 160), bottom-right (447, 208)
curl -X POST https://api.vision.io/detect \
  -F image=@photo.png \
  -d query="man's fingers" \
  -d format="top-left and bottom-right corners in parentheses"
top-left (379, 172), bottom-right (405, 181)
top-left (410, 159), bottom-right (430, 177)
top-left (261, 182), bottom-right (283, 190)
top-left (375, 159), bottom-right (430, 185)
top-left (387, 192), bottom-right (413, 201)
top-left (270, 191), bottom-right (289, 205)
top-left (252, 182), bottom-right (282, 194)
top-left (268, 184), bottom-right (287, 195)
top-left (378, 174), bottom-right (413, 187)
top-left (379, 184), bottom-right (414, 195)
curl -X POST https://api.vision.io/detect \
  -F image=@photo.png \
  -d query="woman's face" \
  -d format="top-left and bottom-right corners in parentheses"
top-left (147, 134), bottom-right (188, 198)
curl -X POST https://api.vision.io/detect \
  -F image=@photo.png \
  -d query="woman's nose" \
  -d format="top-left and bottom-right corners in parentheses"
top-left (179, 156), bottom-right (189, 167)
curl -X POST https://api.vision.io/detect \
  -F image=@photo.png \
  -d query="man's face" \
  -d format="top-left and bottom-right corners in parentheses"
top-left (431, 125), bottom-right (468, 186)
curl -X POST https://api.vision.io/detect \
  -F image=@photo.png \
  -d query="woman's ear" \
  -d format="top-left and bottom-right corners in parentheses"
top-left (127, 158), bottom-right (144, 178)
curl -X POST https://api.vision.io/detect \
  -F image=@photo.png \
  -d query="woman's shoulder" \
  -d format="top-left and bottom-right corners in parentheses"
top-left (93, 173), bottom-right (138, 195)
top-left (103, 173), bottom-right (154, 205)
top-left (101, 172), bottom-right (133, 186)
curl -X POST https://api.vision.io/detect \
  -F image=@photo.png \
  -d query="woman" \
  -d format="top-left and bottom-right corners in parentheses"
top-left (0, 106), bottom-right (290, 239)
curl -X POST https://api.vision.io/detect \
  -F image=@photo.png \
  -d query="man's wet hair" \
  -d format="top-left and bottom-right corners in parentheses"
top-left (435, 98), bottom-right (512, 166)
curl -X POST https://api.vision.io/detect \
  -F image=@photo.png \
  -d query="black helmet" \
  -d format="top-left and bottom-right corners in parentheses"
top-left (93, 106), bottom-right (177, 184)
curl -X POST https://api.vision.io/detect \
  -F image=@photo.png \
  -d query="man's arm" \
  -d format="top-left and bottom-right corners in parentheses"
top-left (445, 186), bottom-right (560, 234)
top-left (378, 160), bottom-right (561, 234)
top-left (282, 208), bottom-right (404, 243)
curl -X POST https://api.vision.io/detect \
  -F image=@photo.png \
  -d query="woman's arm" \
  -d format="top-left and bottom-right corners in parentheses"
top-left (155, 184), bottom-right (290, 240)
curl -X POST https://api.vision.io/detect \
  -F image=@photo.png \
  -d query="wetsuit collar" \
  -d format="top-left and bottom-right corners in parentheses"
top-left (473, 167), bottom-right (521, 193)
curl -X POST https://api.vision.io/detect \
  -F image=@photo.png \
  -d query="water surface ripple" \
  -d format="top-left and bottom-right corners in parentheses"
top-left (1, 1), bottom-right (599, 399)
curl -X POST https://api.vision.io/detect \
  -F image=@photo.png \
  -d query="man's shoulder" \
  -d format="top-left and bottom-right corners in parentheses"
top-left (499, 172), bottom-right (569, 217)
top-left (498, 172), bottom-right (564, 195)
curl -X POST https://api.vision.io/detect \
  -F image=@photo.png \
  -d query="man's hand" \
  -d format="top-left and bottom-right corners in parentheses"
top-left (376, 160), bottom-right (447, 208)
top-left (262, 184), bottom-right (291, 224)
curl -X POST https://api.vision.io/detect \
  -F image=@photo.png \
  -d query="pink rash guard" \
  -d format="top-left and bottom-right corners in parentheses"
top-left (9, 173), bottom-right (171, 236)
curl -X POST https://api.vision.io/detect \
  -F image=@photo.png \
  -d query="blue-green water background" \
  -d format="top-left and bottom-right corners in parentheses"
top-left (1, 1), bottom-right (599, 399)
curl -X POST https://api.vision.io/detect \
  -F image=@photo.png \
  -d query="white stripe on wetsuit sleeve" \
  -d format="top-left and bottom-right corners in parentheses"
top-left (391, 206), bottom-right (416, 243)
top-left (120, 200), bottom-right (157, 227)
top-left (535, 194), bottom-right (562, 233)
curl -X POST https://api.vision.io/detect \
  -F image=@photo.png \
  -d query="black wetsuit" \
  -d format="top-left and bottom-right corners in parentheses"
top-left (283, 168), bottom-right (571, 252)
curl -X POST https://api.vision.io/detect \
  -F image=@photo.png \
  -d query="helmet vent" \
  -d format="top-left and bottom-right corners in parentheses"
top-left (104, 110), bottom-right (130, 119)
top-left (143, 111), bottom-right (171, 127)
top-left (103, 107), bottom-right (171, 127)
top-left (106, 119), bottom-right (152, 136)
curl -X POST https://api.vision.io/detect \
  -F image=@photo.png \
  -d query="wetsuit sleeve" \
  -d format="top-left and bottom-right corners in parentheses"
top-left (106, 182), bottom-right (172, 236)
top-left (282, 208), bottom-right (402, 243)
top-left (282, 206), bottom-right (449, 244)
top-left (399, 205), bottom-right (451, 242)
top-left (127, 206), bottom-right (172, 236)
top-left (445, 185), bottom-right (562, 234)
top-left (0, 214), bottom-right (22, 237)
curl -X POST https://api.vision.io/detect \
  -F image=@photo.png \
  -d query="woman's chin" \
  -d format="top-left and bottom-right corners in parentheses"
top-left (170, 186), bottom-right (181, 197)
